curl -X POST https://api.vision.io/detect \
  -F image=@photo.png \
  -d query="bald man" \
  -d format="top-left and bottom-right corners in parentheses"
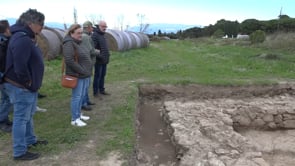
top-left (91, 21), bottom-right (111, 97)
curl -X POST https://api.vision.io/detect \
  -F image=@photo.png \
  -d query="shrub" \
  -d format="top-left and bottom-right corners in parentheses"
top-left (212, 29), bottom-right (224, 38)
top-left (250, 30), bottom-right (266, 44)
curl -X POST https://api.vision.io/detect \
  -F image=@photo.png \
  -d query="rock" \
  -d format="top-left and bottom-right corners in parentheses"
top-left (283, 120), bottom-right (295, 128)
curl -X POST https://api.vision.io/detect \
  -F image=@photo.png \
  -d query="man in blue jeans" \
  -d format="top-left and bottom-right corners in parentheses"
top-left (3, 9), bottom-right (48, 161)
top-left (81, 21), bottom-right (99, 111)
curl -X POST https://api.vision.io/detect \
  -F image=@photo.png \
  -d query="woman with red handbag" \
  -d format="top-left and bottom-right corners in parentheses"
top-left (62, 24), bottom-right (92, 127)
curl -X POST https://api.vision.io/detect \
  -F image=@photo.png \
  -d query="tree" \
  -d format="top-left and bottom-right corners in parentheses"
top-left (279, 14), bottom-right (290, 19)
top-left (73, 7), bottom-right (78, 24)
top-left (117, 14), bottom-right (124, 31)
top-left (240, 19), bottom-right (264, 34)
top-left (214, 19), bottom-right (239, 37)
top-left (86, 14), bottom-right (104, 25)
top-left (137, 13), bottom-right (145, 32)
top-left (158, 30), bottom-right (162, 36)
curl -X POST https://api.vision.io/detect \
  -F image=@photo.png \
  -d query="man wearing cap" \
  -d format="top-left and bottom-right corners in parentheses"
top-left (81, 21), bottom-right (100, 110)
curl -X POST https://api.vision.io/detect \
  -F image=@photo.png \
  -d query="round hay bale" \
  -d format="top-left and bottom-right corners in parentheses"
top-left (49, 28), bottom-right (65, 57)
top-left (36, 33), bottom-right (49, 60)
top-left (36, 27), bottom-right (65, 60)
top-left (105, 29), bottom-right (149, 51)
top-left (140, 32), bottom-right (150, 48)
top-left (105, 29), bottom-right (122, 51)
top-left (128, 32), bottom-right (142, 48)
top-left (122, 31), bottom-right (134, 50)
top-left (125, 31), bottom-right (138, 48)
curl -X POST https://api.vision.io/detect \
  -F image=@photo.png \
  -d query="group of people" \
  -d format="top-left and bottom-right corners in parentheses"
top-left (63, 20), bottom-right (111, 127)
top-left (0, 8), bottom-right (111, 161)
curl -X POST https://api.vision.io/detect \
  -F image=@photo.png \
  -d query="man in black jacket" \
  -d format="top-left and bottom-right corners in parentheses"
top-left (91, 21), bottom-right (111, 96)
top-left (0, 19), bottom-right (12, 133)
top-left (3, 9), bottom-right (48, 161)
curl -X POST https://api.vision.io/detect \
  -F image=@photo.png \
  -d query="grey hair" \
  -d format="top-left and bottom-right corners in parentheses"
top-left (17, 8), bottom-right (45, 26)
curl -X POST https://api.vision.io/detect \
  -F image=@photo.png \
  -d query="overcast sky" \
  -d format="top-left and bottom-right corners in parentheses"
top-left (1, 0), bottom-right (294, 28)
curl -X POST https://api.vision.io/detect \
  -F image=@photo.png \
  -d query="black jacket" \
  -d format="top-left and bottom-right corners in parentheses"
top-left (91, 27), bottom-right (110, 64)
top-left (0, 34), bottom-right (9, 72)
top-left (5, 23), bottom-right (44, 92)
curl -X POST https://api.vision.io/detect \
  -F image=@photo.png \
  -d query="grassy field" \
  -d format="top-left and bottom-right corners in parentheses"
top-left (0, 36), bottom-right (295, 165)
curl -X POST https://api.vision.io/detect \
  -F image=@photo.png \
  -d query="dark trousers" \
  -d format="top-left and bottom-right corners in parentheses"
top-left (93, 63), bottom-right (107, 95)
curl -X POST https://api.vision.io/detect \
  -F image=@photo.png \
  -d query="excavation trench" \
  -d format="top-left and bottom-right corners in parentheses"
top-left (136, 84), bottom-right (295, 166)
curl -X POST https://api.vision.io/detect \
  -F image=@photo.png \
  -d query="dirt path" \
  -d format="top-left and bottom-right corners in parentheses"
top-left (0, 81), bottom-right (133, 166)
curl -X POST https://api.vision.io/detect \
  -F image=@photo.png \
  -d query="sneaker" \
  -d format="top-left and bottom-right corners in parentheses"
top-left (71, 118), bottom-right (87, 127)
top-left (80, 114), bottom-right (90, 121)
top-left (14, 151), bottom-right (40, 160)
top-left (0, 119), bottom-right (12, 126)
top-left (5, 120), bottom-right (12, 126)
top-left (82, 105), bottom-right (92, 111)
top-left (36, 106), bottom-right (47, 112)
top-left (93, 94), bottom-right (102, 100)
top-left (32, 140), bottom-right (48, 147)
top-left (0, 120), bottom-right (12, 133)
top-left (0, 124), bottom-right (12, 133)
top-left (100, 91), bottom-right (110, 95)
top-left (38, 93), bottom-right (46, 99)
top-left (87, 101), bottom-right (96, 105)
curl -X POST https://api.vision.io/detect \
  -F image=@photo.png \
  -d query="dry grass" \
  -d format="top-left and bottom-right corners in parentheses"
top-left (261, 32), bottom-right (295, 51)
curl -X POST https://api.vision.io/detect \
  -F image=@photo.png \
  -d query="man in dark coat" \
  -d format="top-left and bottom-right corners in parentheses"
top-left (3, 9), bottom-right (48, 161)
top-left (91, 20), bottom-right (111, 96)
top-left (0, 19), bottom-right (12, 133)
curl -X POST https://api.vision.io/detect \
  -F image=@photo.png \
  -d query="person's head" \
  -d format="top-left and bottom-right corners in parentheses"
top-left (0, 20), bottom-right (11, 36)
top-left (67, 23), bottom-right (82, 41)
top-left (17, 8), bottom-right (45, 35)
top-left (97, 20), bottom-right (107, 32)
top-left (83, 21), bottom-right (93, 33)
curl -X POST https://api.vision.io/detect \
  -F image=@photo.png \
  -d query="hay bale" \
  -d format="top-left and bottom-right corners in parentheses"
top-left (105, 29), bottom-right (149, 51)
top-left (36, 34), bottom-right (49, 60)
top-left (125, 31), bottom-right (138, 48)
top-left (105, 29), bottom-right (121, 51)
top-left (36, 27), bottom-right (65, 60)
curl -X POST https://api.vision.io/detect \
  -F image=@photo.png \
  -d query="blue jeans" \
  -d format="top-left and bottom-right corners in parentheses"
top-left (93, 64), bottom-right (107, 95)
top-left (71, 78), bottom-right (88, 121)
top-left (0, 88), bottom-right (12, 123)
top-left (82, 77), bottom-right (91, 106)
top-left (3, 83), bottom-right (38, 157)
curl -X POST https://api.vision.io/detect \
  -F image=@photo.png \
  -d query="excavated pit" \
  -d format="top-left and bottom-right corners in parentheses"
top-left (136, 84), bottom-right (295, 166)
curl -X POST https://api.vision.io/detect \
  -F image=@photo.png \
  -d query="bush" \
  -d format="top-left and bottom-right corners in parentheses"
top-left (250, 30), bottom-right (266, 44)
top-left (212, 29), bottom-right (224, 38)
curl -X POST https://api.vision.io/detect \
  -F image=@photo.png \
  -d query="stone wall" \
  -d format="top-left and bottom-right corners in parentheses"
top-left (230, 95), bottom-right (295, 130)
top-left (161, 94), bottom-right (295, 165)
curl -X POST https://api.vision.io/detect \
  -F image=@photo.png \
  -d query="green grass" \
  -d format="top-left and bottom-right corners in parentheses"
top-left (1, 37), bottom-right (295, 164)
top-left (109, 39), bottom-right (295, 85)
top-left (96, 91), bottom-right (136, 156)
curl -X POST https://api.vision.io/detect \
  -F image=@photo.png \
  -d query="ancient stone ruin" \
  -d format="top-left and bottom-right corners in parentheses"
top-left (136, 84), bottom-right (295, 166)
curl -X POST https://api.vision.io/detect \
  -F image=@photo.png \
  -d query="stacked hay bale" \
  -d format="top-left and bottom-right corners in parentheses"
top-left (105, 29), bottom-right (149, 51)
top-left (36, 27), bottom-right (148, 60)
top-left (36, 26), bottom-right (66, 60)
